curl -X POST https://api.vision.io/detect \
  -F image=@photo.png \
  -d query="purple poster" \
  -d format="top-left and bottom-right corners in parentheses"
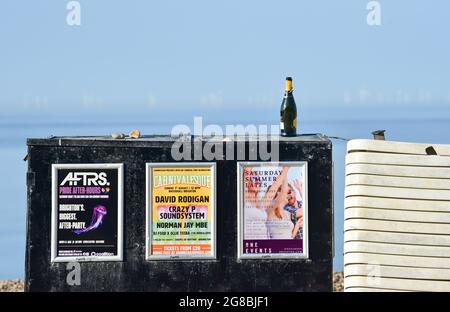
top-left (51, 164), bottom-right (123, 262)
top-left (239, 162), bottom-right (308, 258)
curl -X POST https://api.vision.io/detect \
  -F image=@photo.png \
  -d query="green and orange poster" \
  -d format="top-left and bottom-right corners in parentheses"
top-left (146, 164), bottom-right (215, 259)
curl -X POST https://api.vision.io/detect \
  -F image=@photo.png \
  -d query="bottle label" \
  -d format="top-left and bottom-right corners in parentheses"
top-left (280, 122), bottom-right (284, 131)
top-left (293, 118), bottom-right (297, 129)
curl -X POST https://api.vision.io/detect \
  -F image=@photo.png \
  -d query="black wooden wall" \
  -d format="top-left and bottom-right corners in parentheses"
top-left (25, 135), bottom-right (333, 291)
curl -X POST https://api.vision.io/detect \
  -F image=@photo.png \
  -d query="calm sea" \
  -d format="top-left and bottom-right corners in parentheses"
top-left (1, 106), bottom-right (450, 279)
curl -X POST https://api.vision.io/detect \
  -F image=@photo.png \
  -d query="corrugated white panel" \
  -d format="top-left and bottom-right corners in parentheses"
top-left (345, 276), bottom-right (450, 292)
top-left (346, 287), bottom-right (407, 292)
top-left (345, 219), bottom-right (450, 234)
top-left (346, 174), bottom-right (450, 190)
top-left (344, 139), bottom-right (450, 292)
top-left (345, 196), bottom-right (450, 212)
top-left (347, 152), bottom-right (450, 167)
top-left (346, 185), bottom-right (450, 201)
top-left (344, 253), bottom-right (450, 269)
top-left (345, 230), bottom-right (450, 247)
top-left (346, 163), bottom-right (450, 179)
top-left (345, 264), bottom-right (450, 280)
top-left (345, 208), bottom-right (450, 223)
top-left (345, 241), bottom-right (450, 257)
top-left (347, 139), bottom-right (450, 156)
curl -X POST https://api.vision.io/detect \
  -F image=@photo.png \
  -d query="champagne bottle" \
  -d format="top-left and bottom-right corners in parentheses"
top-left (280, 77), bottom-right (297, 137)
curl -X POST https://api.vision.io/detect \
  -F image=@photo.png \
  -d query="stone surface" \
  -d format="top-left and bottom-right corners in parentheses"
top-left (0, 280), bottom-right (24, 292)
top-left (129, 130), bottom-right (140, 139)
top-left (333, 272), bottom-right (344, 292)
top-left (111, 133), bottom-right (125, 139)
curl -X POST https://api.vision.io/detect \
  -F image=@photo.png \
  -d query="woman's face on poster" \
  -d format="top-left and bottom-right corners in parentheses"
top-left (287, 185), bottom-right (296, 205)
top-left (274, 184), bottom-right (296, 204)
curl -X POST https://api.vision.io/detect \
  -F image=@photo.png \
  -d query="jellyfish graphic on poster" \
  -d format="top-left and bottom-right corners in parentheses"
top-left (73, 205), bottom-right (107, 234)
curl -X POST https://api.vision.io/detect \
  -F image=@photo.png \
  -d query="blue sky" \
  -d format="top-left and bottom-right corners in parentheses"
top-left (1, 0), bottom-right (449, 120)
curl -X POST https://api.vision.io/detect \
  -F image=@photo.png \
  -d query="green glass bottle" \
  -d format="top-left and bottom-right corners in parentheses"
top-left (280, 77), bottom-right (297, 137)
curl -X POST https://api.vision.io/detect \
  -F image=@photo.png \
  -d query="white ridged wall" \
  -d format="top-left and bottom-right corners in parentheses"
top-left (344, 139), bottom-right (450, 292)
